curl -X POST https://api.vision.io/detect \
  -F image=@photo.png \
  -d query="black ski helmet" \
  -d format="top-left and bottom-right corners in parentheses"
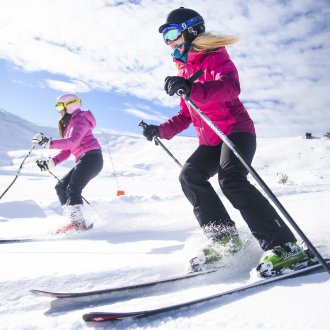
top-left (159, 7), bottom-right (205, 42)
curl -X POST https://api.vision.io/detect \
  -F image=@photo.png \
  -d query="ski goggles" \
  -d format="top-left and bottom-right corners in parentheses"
top-left (55, 99), bottom-right (80, 112)
top-left (162, 25), bottom-right (182, 43)
top-left (161, 16), bottom-right (204, 43)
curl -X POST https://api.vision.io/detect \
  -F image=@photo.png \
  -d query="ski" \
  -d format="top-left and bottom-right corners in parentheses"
top-left (0, 238), bottom-right (43, 244)
top-left (31, 268), bottom-right (217, 299)
top-left (82, 258), bottom-right (330, 322)
top-left (0, 223), bottom-right (94, 244)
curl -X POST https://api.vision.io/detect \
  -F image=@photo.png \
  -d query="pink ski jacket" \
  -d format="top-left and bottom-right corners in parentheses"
top-left (158, 47), bottom-right (256, 145)
top-left (50, 109), bottom-right (101, 165)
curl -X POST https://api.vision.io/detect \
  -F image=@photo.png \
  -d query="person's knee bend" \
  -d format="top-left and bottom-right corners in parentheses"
top-left (219, 175), bottom-right (245, 195)
top-left (55, 181), bottom-right (65, 193)
top-left (179, 164), bottom-right (198, 185)
top-left (220, 176), bottom-right (251, 209)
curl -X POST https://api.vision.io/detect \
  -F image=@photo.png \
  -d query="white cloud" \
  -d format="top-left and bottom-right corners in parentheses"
top-left (124, 104), bottom-right (168, 123)
top-left (0, 0), bottom-right (329, 136)
top-left (44, 79), bottom-right (90, 93)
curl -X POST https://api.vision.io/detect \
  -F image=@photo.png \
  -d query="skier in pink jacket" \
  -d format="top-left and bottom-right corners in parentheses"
top-left (32, 94), bottom-right (103, 234)
top-left (142, 7), bottom-right (307, 275)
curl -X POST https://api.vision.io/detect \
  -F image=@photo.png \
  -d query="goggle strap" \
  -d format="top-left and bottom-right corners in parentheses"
top-left (55, 98), bottom-right (81, 112)
top-left (179, 16), bottom-right (204, 32)
top-left (65, 99), bottom-right (80, 106)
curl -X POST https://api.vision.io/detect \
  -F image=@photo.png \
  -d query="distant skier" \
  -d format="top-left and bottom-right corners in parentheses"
top-left (32, 93), bottom-right (103, 234)
top-left (141, 7), bottom-right (307, 275)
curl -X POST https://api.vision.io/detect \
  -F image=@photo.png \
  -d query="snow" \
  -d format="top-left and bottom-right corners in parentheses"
top-left (0, 108), bottom-right (329, 330)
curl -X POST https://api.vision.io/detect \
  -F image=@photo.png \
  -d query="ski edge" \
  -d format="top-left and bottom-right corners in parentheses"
top-left (30, 268), bottom-right (217, 298)
top-left (82, 259), bottom-right (330, 322)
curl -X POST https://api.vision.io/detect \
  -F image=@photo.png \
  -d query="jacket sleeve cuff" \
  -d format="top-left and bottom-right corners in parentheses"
top-left (158, 126), bottom-right (165, 139)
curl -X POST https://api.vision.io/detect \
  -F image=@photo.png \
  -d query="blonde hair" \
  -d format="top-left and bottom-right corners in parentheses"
top-left (191, 32), bottom-right (239, 52)
top-left (58, 120), bottom-right (65, 138)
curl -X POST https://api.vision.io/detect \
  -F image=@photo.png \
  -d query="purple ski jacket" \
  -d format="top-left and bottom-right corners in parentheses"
top-left (49, 109), bottom-right (101, 165)
top-left (158, 47), bottom-right (256, 145)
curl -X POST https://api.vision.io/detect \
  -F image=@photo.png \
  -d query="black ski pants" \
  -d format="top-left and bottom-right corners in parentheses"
top-left (179, 132), bottom-right (296, 250)
top-left (55, 150), bottom-right (103, 206)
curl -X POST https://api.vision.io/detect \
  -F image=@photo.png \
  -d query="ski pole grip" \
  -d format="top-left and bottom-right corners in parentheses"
top-left (177, 68), bottom-right (203, 96)
top-left (138, 120), bottom-right (158, 145)
top-left (138, 120), bottom-right (148, 129)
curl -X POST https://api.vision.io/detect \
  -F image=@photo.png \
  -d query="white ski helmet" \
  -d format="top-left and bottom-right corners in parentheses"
top-left (55, 93), bottom-right (81, 114)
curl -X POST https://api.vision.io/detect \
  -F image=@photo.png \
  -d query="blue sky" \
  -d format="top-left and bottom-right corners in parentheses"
top-left (0, 60), bottom-right (180, 135)
top-left (0, 0), bottom-right (329, 138)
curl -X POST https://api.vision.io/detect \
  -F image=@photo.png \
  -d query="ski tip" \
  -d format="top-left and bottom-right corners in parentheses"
top-left (0, 238), bottom-right (34, 244)
top-left (82, 312), bottom-right (136, 322)
top-left (82, 313), bottom-right (110, 322)
top-left (30, 289), bottom-right (55, 297)
top-left (30, 289), bottom-right (74, 298)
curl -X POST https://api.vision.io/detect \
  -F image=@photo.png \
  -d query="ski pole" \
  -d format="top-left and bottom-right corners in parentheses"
top-left (138, 120), bottom-right (182, 168)
top-left (0, 142), bottom-right (38, 200)
top-left (179, 91), bottom-right (330, 275)
top-left (101, 132), bottom-right (125, 196)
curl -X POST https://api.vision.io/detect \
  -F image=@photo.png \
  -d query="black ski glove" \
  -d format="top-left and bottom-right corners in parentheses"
top-left (142, 124), bottom-right (159, 141)
top-left (36, 159), bottom-right (55, 171)
top-left (164, 76), bottom-right (191, 96)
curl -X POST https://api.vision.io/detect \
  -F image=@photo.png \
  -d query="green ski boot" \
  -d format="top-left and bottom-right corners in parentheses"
top-left (257, 242), bottom-right (308, 277)
top-left (190, 235), bottom-right (243, 272)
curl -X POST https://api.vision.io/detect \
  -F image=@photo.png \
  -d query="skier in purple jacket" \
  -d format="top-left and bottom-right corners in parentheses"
top-left (32, 94), bottom-right (103, 234)
top-left (142, 7), bottom-right (307, 275)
